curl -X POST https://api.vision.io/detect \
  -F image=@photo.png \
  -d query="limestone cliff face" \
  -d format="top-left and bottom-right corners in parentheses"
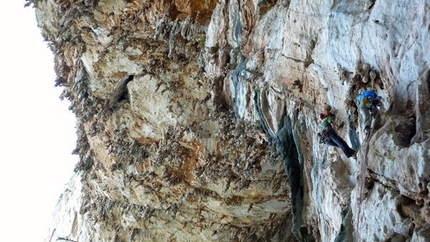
top-left (33, 0), bottom-right (430, 241)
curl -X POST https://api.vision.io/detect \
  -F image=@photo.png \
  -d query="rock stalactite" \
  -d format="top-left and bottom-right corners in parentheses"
top-left (27, 0), bottom-right (430, 241)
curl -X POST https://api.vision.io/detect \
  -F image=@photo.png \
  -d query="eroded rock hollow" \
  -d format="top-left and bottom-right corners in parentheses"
top-left (31, 0), bottom-right (430, 241)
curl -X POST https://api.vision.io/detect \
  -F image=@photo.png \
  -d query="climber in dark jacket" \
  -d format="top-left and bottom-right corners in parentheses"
top-left (357, 90), bottom-right (382, 134)
top-left (318, 113), bottom-right (357, 159)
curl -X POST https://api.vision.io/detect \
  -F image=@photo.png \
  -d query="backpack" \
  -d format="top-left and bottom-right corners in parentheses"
top-left (357, 90), bottom-right (378, 106)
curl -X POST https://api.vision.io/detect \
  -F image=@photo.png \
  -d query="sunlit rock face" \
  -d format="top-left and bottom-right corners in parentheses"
top-left (34, 0), bottom-right (429, 241)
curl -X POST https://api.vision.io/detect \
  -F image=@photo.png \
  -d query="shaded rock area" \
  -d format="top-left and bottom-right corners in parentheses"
top-left (27, 0), bottom-right (430, 241)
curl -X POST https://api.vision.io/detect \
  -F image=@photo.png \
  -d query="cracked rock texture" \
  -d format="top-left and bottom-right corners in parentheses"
top-left (32, 0), bottom-right (430, 241)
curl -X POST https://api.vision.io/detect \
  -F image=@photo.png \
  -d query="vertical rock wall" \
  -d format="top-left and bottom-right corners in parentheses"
top-left (32, 0), bottom-right (430, 241)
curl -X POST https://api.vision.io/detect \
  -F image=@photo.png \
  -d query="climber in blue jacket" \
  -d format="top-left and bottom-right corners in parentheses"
top-left (318, 113), bottom-right (357, 159)
top-left (357, 90), bottom-right (382, 134)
